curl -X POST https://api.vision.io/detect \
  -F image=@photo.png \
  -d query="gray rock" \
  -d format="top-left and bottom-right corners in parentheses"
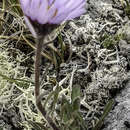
top-left (103, 72), bottom-right (130, 130)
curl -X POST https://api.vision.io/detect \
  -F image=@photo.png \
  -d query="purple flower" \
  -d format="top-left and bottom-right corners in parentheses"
top-left (20, 0), bottom-right (86, 25)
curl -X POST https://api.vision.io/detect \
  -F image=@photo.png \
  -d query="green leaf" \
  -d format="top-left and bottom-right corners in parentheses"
top-left (0, 72), bottom-right (33, 88)
top-left (27, 120), bottom-right (47, 130)
top-left (51, 85), bottom-right (61, 112)
top-left (70, 126), bottom-right (80, 130)
top-left (58, 32), bottom-right (65, 63)
top-left (44, 91), bottom-right (55, 108)
top-left (92, 99), bottom-right (114, 130)
top-left (8, 0), bottom-right (22, 16)
top-left (71, 85), bottom-right (80, 103)
top-left (76, 112), bottom-right (88, 130)
top-left (72, 98), bottom-right (80, 111)
top-left (60, 98), bottom-right (72, 123)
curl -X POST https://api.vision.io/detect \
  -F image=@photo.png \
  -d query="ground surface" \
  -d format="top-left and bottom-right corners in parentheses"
top-left (103, 73), bottom-right (130, 130)
top-left (0, 0), bottom-right (130, 130)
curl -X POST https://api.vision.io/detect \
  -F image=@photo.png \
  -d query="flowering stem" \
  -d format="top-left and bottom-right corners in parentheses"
top-left (35, 36), bottom-right (59, 130)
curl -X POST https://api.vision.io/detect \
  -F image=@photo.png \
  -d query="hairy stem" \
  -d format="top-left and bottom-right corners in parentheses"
top-left (35, 36), bottom-right (59, 130)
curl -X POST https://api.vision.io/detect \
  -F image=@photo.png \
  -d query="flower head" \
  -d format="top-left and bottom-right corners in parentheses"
top-left (20, 0), bottom-right (86, 24)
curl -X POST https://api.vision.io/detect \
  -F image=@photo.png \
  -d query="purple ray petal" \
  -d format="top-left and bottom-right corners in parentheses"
top-left (20, 0), bottom-right (86, 34)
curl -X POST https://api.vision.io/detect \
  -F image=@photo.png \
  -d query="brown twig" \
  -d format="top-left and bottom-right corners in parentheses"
top-left (35, 36), bottom-right (59, 130)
